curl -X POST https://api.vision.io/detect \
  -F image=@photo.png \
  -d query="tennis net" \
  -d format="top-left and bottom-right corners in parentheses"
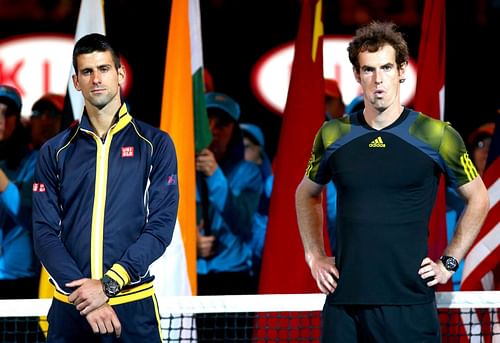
top-left (0, 291), bottom-right (498, 342)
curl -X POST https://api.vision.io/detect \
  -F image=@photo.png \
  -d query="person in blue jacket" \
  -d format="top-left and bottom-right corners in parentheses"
top-left (240, 122), bottom-right (273, 282)
top-left (196, 92), bottom-right (262, 341)
top-left (32, 33), bottom-right (179, 343)
top-left (0, 85), bottom-right (37, 294)
top-left (0, 85), bottom-right (42, 343)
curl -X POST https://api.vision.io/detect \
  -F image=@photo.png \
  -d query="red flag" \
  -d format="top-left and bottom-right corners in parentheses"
top-left (461, 158), bottom-right (499, 292)
top-left (412, 0), bottom-right (452, 291)
top-left (459, 117), bottom-right (500, 342)
top-left (255, 0), bottom-right (326, 340)
top-left (259, 0), bottom-right (325, 296)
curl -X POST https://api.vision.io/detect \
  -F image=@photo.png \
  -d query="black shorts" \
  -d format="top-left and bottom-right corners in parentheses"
top-left (321, 301), bottom-right (441, 343)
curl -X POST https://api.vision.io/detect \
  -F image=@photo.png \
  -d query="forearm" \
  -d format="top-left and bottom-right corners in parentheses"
top-left (34, 233), bottom-right (85, 293)
top-left (295, 180), bottom-right (326, 265)
top-left (444, 179), bottom-right (490, 261)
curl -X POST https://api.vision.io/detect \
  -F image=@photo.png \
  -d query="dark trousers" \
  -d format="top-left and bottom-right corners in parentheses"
top-left (46, 296), bottom-right (162, 343)
top-left (197, 271), bottom-right (257, 342)
top-left (321, 301), bottom-right (441, 343)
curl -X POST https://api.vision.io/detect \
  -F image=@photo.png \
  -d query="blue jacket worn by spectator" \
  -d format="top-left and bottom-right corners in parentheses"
top-left (0, 85), bottom-right (38, 296)
top-left (196, 93), bottom-right (262, 295)
top-left (240, 123), bottom-right (273, 277)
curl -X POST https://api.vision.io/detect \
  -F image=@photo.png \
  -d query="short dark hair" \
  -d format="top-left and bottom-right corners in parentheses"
top-left (347, 21), bottom-right (409, 72)
top-left (72, 33), bottom-right (121, 72)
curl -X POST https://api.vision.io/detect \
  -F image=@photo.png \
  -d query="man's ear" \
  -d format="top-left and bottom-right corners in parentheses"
top-left (118, 65), bottom-right (126, 86)
top-left (399, 62), bottom-right (407, 83)
top-left (72, 74), bottom-right (81, 91)
top-left (353, 67), bottom-right (360, 83)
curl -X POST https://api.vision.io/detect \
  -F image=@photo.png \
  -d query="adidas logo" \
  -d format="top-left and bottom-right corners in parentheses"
top-left (369, 136), bottom-right (386, 148)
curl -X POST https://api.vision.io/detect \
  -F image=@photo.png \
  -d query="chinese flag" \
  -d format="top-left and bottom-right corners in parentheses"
top-left (259, 0), bottom-right (326, 297)
top-left (413, 0), bottom-right (452, 292)
top-left (255, 0), bottom-right (327, 340)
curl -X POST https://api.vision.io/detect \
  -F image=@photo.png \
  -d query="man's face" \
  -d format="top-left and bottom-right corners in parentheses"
top-left (0, 103), bottom-right (17, 141)
top-left (208, 113), bottom-right (235, 159)
top-left (354, 44), bottom-right (406, 112)
top-left (72, 50), bottom-right (124, 110)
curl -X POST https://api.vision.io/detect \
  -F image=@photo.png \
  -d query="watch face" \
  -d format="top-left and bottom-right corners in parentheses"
top-left (107, 282), bottom-right (120, 296)
top-left (441, 256), bottom-right (458, 271)
top-left (103, 276), bottom-right (120, 296)
top-left (446, 259), bottom-right (457, 269)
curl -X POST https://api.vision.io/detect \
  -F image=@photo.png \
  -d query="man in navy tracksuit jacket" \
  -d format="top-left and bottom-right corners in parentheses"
top-left (32, 33), bottom-right (179, 342)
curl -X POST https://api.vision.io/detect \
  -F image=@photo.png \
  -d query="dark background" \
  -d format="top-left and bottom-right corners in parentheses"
top-left (0, 0), bottom-right (498, 159)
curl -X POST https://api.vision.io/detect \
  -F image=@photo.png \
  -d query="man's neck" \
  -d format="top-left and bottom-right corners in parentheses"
top-left (86, 100), bottom-right (121, 139)
top-left (363, 104), bottom-right (404, 130)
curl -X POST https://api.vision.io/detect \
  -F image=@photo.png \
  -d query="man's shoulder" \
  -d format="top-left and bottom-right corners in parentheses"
top-left (318, 114), bottom-right (353, 147)
top-left (409, 111), bottom-right (448, 139)
top-left (410, 110), bottom-right (466, 151)
top-left (129, 118), bottom-right (173, 144)
top-left (412, 111), bottom-right (450, 130)
top-left (40, 124), bottom-right (80, 153)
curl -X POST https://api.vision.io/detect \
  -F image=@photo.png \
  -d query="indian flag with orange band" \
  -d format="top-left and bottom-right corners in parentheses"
top-left (156, 0), bottom-right (211, 297)
top-left (153, 0), bottom-right (210, 339)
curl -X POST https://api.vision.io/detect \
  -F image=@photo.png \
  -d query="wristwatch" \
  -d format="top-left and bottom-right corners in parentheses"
top-left (101, 275), bottom-right (121, 298)
top-left (440, 255), bottom-right (459, 272)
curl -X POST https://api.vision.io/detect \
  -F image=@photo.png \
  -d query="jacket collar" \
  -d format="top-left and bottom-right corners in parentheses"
top-left (79, 103), bottom-right (132, 136)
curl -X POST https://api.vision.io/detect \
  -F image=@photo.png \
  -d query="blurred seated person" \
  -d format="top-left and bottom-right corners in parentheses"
top-left (196, 92), bottom-right (263, 294)
top-left (240, 123), bottom-right (273, 281)
top-left (0, 87), bottom-right (46, 343)
top-left (29, 93), bottom-right (64, 150)
top-left (324, 80), bottom-right (348, 255)
top-left (324, 79), bottom-right (345, 120)
top-left (468, 122), bottom-right (495, 176)
top-left (196, 92), bottom-right (262, 341)
top-left (29, 94), bottom-right (65, 302)
top-left (0, 85), bottom-right (36, 298)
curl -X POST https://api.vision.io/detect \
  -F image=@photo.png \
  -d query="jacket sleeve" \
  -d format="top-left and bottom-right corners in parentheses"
top-left (107, 132), bottom-right (179, 284)
top-left (32, 144), bottom-right (85, 294)
top-left (0, 155), bottom-right (35, 230)
top-left (14, 155), bottom-right (36, 231)
top-left (1, 182), bottom-right (20, 218)
top-left (206, 161), bottom-right (262, 240)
